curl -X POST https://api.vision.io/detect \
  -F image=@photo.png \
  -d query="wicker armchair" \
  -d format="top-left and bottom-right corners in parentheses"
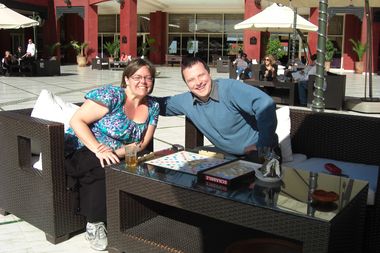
top-left (0, 108), bottom-right (86, 244)
top-left (0, 107), bottom-right (154, 244)
top-left (185, 107), bottom-right (380, 253)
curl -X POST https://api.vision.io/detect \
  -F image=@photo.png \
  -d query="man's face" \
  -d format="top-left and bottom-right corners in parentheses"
top-left (182, 62), bottom-right (212, 102)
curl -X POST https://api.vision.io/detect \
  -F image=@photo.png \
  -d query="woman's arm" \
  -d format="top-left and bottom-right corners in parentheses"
top-left (69, 99), bottom-right (120, 167)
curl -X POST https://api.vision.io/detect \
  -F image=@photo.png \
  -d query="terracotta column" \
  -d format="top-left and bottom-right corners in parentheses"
top-left (85, 4), bottom-right (98, 61)
top-left (149, 11), bottom-right (167, 64)
top-left (309, 7), bottom-right (318, 56)
top-left (244, 0), bottom-right (262, 62)
top-left (120, 0), bottom-right (137, 57)
top-left (343, 15), bottom-right (361, 71)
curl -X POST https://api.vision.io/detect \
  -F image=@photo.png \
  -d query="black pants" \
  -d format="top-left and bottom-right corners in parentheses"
top-left (65, 147), bottom-right (106, 223)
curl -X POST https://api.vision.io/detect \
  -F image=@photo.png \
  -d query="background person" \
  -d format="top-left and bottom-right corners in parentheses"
top-left (233, 52), bottom-right (248, 80)
top-left (155, 56), bottom-right (279, 163)
top-left (23, 39), bottom-right (36, 63)
top-left (292, 54), bottom-right (317, 106)
top-left (64, 58), bottom-right (159, 251)
top-left (1, 51), bottom-right (16, 75)
top-left (14, 46), bottom-right (24, 60)
top-left (259, 54), bottom-right (277, 81)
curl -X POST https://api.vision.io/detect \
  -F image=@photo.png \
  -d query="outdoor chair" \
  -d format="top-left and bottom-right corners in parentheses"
top-left (184, 108), bottom-right (380, 253)
top-left (91, 58), bottom-right (109, 70)
top-left (307, 73), bottom-right (346, 110)
top-left (0, 106), bottom-right (153, 244)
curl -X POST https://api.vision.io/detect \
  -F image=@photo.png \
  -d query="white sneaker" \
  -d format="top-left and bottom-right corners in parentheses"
top-left (85, 222), bottom-right (108, 251)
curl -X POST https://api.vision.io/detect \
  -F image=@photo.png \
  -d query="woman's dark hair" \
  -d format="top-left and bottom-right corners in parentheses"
top-left (180, 56), bottom-right (210, 82)
top-left (121, 58), bottom-right (156, 94)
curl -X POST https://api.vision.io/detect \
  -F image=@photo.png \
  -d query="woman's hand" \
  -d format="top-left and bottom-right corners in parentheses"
top-left (95, 144), bottom-right (120, 168)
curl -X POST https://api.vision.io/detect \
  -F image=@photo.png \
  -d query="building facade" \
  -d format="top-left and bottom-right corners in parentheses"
top-left (1, 0), bottom-right (379, 73)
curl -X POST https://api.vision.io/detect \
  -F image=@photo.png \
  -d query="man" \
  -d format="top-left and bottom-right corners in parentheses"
top-left (155, 56), bottom-right (278, 162)
top-left (24, 38), bottom-right (36, 60)
top-left (14, 46), bottom-right (24, 60)
top-left (292, 54), bottom-right (317, 106)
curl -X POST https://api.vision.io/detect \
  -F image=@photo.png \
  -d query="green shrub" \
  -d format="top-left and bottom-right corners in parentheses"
top-left (265, 38), bottom-right (286, 61)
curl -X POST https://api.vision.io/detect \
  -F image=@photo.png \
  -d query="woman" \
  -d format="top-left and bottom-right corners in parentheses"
top-left (64, 58), bottom-right (159, 251)
top-left (259, 54), bottom-right (277, 81)
top-left (2, 51), bottom-right (15, 74)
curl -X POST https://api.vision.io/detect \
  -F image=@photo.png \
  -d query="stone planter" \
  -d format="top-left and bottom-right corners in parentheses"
top-left (354, 61), bottom-right (364, 74)
top-left (324, 61), bottom-right (331, 71)
top-left (76, 55), bottom-right (87, 67)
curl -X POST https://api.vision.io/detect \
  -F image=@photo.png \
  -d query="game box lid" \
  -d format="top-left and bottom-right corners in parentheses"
top-left (200, 160), bottom-right (261, 187)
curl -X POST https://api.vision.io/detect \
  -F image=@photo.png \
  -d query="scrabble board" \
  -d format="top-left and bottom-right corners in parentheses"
top-left (144, 150), bottom-right (231, 175)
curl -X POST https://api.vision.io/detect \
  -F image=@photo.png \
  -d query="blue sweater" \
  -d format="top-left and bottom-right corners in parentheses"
top-left (157, 79), bottom-right (278, 155)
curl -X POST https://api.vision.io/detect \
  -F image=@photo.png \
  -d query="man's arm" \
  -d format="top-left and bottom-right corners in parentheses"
top-left (152, 94), bottom-right (188, 116)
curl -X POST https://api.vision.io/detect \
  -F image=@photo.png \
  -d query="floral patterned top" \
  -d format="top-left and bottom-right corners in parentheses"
top-left (64, 85), bottom-right (159, 155)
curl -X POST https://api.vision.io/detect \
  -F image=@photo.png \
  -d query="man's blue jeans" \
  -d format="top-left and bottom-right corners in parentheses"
top-left (298, 80), bottom-right (308, 106)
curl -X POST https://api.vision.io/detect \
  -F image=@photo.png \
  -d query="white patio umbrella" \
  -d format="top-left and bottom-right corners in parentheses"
top-left (234, 3), bottom-right (318, 33)
top-left (0, 3), bottom-right (39, 29)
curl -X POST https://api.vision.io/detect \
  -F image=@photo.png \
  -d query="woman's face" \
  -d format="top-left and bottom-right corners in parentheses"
top-left (264, 57), bottom-right (271, 66)
top-left (124, 66), bottom-right (154, 97)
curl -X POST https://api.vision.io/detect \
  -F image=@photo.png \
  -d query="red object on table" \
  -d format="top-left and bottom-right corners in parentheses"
top-left (312, 189), bottom-right (339, 203)
top-left (324, 163), bottom-right (342, 175)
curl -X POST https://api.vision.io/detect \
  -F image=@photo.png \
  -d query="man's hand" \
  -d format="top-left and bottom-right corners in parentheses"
top-left (244, 144), bottom-right (257, 154)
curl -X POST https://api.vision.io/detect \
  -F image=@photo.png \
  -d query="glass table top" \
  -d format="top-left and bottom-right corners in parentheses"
top-left (111, 156), bottom-right (368, 222)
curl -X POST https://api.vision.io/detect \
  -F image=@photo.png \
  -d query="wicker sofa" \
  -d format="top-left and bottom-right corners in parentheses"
top-left (0, 107), bottom-right (153, 244)
top-left (184, 107), bottom-right (380, 253)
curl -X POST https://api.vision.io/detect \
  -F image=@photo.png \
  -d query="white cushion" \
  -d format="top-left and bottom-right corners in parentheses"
top-left (31, 89), bottom-right (79, 169)
top-left (276, 106), bottom-right (293, 162)
top-left (282, 153), bottom-right (307, 167)
top-left (291, 157), bottom-right (379, 205)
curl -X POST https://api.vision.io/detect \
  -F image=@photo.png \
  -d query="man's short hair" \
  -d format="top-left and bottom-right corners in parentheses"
top-left (180, 56), bottom-right (210, 82)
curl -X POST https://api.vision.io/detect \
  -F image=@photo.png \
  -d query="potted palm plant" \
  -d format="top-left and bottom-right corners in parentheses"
top-left (324, 39), bottom-right (336, 71)
top-left (349, 39), bottom-right (367, 74)
top-left (138, 35), bottom-right (156, 58)
top-left (104, 37), bottom-right (120, 63)
top-left (70, 40), bottom-right (88, 67)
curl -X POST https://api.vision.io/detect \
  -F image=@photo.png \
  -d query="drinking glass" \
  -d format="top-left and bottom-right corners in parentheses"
top-left (125, 145), bottom-right (138, 168)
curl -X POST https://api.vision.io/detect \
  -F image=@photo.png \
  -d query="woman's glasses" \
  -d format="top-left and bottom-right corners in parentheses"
top-left (265, 58), bottom-right (270, 61)
top-left (130, 75), bottom-right (154, 83)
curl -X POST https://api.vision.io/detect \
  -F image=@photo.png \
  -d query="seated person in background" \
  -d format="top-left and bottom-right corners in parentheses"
top-left (14, 46), bottom-right (24, 60)
top-left (1, 51), bottom-right (16, 74)
top-left (154, 56), bottom-right (279, 163)
top-left (292, 54), bottom-right (317, 106)
top-left (233, 53), bottom-right (247, 80)
top-left (259, 54), bottom-right (277, 81)
top-left (23, 38), bottom-right (36, 63)
top-left (120, 52), bottom-right (128, 62)
top-left (64, 58), bottom-right (159, 251)
top-left (233, 52), bottom-right (251, 80)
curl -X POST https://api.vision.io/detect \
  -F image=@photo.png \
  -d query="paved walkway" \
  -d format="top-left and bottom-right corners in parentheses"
top-left (0, 65), bottom-right (379, 252)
